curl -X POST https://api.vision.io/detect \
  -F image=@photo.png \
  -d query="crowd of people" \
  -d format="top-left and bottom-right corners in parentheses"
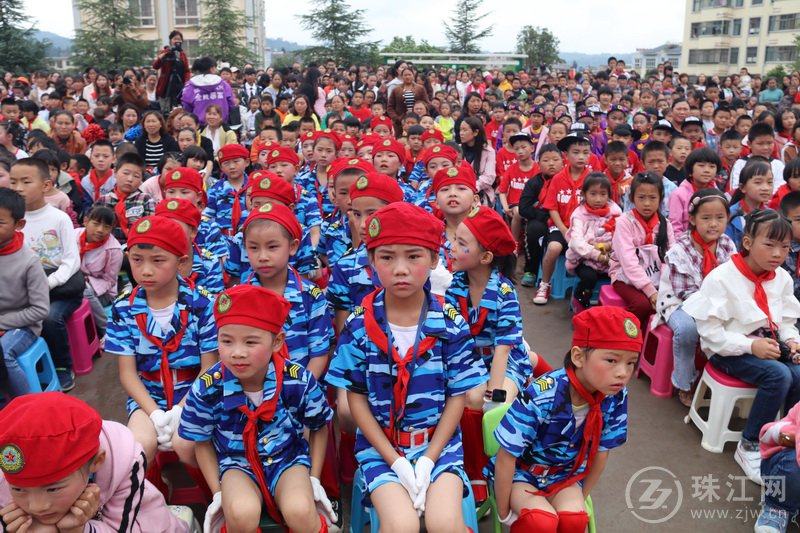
top-left (0, 30), bottom-right (799, 532)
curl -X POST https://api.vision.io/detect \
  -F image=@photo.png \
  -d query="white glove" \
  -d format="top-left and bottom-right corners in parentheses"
top-left (390, 457), bottom-right (419, 503)
top-left (483, 399), bottom-right (504, 413)
top-left (413, 456), bottom-right (435, 513)
top-left (429, 258), bottom-right (453, 297)
top-left (310, 476), bottom-right (337, 526)
top-left (500, 509), bottom-right (518, 525)
top-left (165, 405), bottom-right (183, 436)
top-left (203, 492), bottom-right (224, 533)
top-left (761, 421), bottom-right (790, 444)
top-left (149, 408), bottom-right (171, 430)
top-left (149, 409), bottom-right (174, 450)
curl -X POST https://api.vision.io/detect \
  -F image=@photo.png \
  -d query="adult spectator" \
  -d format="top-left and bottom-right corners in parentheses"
top-left (387, 66), bottom-right (428, 129)
top-left (181, 56), bottom-right (235, 126)
top-left (453, 91), bottom-right (485, 143)
top-left (152, 30), bottom-right (190, 113)
top-left (759, 77), bottom-right (784, 104)
top-left (300, 65), bottom-right (326, 119)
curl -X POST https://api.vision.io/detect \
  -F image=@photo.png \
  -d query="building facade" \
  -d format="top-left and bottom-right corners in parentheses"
top-left (72, 0), bottom-right (267, 67)
top-left (632, 43), bottom-right (683, 76)
top-left (681, 0), bottom-right (800, 76)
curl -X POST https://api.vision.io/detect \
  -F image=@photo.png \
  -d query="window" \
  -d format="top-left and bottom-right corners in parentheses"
top-left (183, 39), bottom-right (200, 59)
top-left (729, 48), bottom-right (739, 65)
top-left (174, 0), bottom-right (199, 26)
top-left (746, 46), bottom-right (758, 63)
top-left (129, 0), bottom-right (154, 27)
top-left (752, 0), bottom-right (763, 4)
top-left (634, 58), bottom-right (642, 68)
top-left (693, 0), bottom-right (743, 9)
top-left (765, 46), bottom-right (797, 62)
top-left (749, 17), bottom-right (761, 34)
top-left (732, 18), bottom-right (742, 35)
top-left (646, 57), bottom-right (656, 69)
top-left (768, 14), bottom-right (799, 32)
top-left (688, 48), bottom-right (731, 65)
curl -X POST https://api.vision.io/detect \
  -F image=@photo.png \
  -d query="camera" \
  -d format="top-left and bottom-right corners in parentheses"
top-left (122, 77), bottom-right (131, 86)
top-left (172, 41), bottom-right (182, 52)
top-left (778, 339), bottom-right (793, 363)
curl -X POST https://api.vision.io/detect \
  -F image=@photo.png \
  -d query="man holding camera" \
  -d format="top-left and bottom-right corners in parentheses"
top-left (153, 30), bottom-right (190, 113)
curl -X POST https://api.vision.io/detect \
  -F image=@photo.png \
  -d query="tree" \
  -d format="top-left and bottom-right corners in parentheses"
top-left (0, 0), bottom-right (48, 73)
top-left (794, 34), bottom-right (800, 70)
top-left (381, 36), bottom-right (446, 55)
top-left (72, 0), bottom-right (155, 71)
top-left (444, 0), bottom-right (493, 54)
top-left (765, 65), bottom-right (787, 87)
top-left (197, 0), bottom-right (253, 66)
top-left (298, 0), bottom-right (379, 66)
top-left (516, 26), bottom-right (562, 69)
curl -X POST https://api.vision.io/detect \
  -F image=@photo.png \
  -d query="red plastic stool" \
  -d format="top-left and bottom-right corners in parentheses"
top-left (65, 299), bottom-right (100, 375)
top-left (637, 324), bottom-right (675, 398)
top-left (598, 284), bottom-right (626, 308)
top-left (146, 451), bottom-right (212, 506)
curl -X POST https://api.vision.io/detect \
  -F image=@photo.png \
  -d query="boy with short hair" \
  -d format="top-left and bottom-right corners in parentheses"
top-left (730, 123), bottom-right (786, 193)
top-left (499, 132), bottom-right (538, 243)
top-left (82, 139), bottom-right (116, 207)
top-left (780, 190), bottom-right (800, 302)
top-left (372, 137), bottom-right (415, 202)
top-left (0, 392), bottom-right (190, 532)
top-left (0, 188), bottom-right (49, 401)
top-left (96, 152), bottom-right (155, 244)
top-left (625, 141), bottom-right (678, 216)
top-left (664, 135), bottom-right (692, 186)
top-left (603, 140), bottom-right (634, 206)
top-left (705, 106), bottom-right (731, 153)
top-left (495, 117), bottom-right (523, 180)
top-left (205, 143), bottom-right (251, 246)
top-left (718, 130), bottom-right (743, 193)
top-left (11, 157), bottom-right (82, 391)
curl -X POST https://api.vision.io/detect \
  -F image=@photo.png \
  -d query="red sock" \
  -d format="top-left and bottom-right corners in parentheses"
top-left (556, 510), bottom-right (589, 533)
top-left (339, 430), bottom-right (357, 484)
top-left (459, 408), bottom-right (488, 485)
top-left (320, 424), bottom-right (339, 499)
top-left (533, 353), bottom-right (553, 377)
top-left (511, 508), bottom-right (559, 533)
top-left (317, 514), bottom-right (328, 533)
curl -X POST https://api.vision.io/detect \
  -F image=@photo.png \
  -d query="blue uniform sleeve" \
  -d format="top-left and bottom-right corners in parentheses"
top-left (178, 373), bottom-right (218, 441)
top-left (299, 193), bottom-right (323, 229)
top-left (203, 185), bottom-right (219, 220)
top-left (327, 261), bottom-right (352, 311)
top-left (306, 286), bottom-right (332, 360)
top-left (197, 297), bottom-right (219, 354)
top-left (441, 304), bottom-right (488, 396)
top-left (224, 233), bottom-right (244, 277)
top-left (495, 283), bottom-right (524, 347)
top-left (598, 389), bottom-right (628, 452)
top-left (289, 368), bottom-right (333, 431)
top-left (494, 390), bottom-right (540, 458)
top-left (105, 297), bottom-right (135, 356)
top-left (407, 160), bottom-right (426, 186)
top-left (326, 312), bottom-right (368, 394)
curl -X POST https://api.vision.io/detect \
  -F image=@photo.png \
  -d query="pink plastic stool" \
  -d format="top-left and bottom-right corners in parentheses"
top-left (146, 451), bottom-right (212, 506)
top-left (65, 299), bottom-right (100, 376)
top-left (598, 284), bottom-right (626, 308)
top-left (637, 324), bottom-right (675, 398)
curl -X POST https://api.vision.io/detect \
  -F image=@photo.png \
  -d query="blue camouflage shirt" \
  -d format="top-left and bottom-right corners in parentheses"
top-left (327, 243), bottom-right (380, 312)
top-left (204, 174), bottom-right (251, 235)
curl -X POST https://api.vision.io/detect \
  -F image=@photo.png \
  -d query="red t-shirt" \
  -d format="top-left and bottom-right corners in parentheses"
top-left (349, 106), bottom-right (372, 123)
top-left (543, 165), bottom-right (591, 227)
top-left (598, 151), bottom-right (643, 175)
top-left (485, 120), bottom-right (502, 147)
top-left (496, 146), bottom-right (518, 181)
top-left (498, 161), bottom-right (539, 205)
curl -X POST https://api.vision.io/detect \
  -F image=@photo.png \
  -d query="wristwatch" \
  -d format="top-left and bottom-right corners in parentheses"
top-left (487, 389), bottom-right (507, 403)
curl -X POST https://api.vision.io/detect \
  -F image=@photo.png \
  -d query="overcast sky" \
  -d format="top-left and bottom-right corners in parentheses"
top-left (23, 0), bottom-right (685, 54)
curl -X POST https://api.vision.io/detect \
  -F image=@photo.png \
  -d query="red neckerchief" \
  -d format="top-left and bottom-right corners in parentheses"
top-left (632, 210), bottom-right (658, 245)
top-left (690, 180), bottom-right (713, 194)
top-left (605, 170), bottom-right (627, 204)
top-left (113, 188), bottom-right (131, 237)
top-left (691, 230), bottom-right (718, 278)
top-left (130, 281), bottom-right (193, 409)
top-left (458, 294), bottom-right (489, 336)
top-left (537, 366), bottom-right (605, 497)
top-left (584, 204), bottom-right (610, 218)
top-left (739, 200), bottom-right (764, 214)
top-left (231, 353), bottom-right (288, 529)
top-left (89, 169), bottom-right (112, 201)
top-left (79, 231), bottom-right (109, 260)
top-left (730, 253), bottom-right (777, 336)
top-left (0, 232), bottom-right (24, 256)
top-left (228, 183), bottom-right (245, 232)
top-left (361, 289), bottom-right (438, 448)
top-left (602, 216), bottom-right (618, 235)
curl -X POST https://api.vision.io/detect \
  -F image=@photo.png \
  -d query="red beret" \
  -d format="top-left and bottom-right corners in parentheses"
top-left (249, 171), bottom-right (296, 205)
top-left (155, 198), bottom-right (201, 229)
top-left (421, 128), bottom-right (444, 143)
top-left (265, 145), bottom-right (300, 167)
top-left (214, 284), bottom-right (291, 334)
top-left (216, 143), bottom-right (250, 163)
top-left (243, 202), bottom-right (302, 241)
top-left (339, 134), bottom-right (357, 146)
top-left (128, 216), bottom-right (189, 257)
top-left (433, 165), bottom-right (477, 193)
top-left (328, 157), bottom-right (375, 182)
top-left (316, 129), bottom-right (342, 150)
top-left (301, 131), bottom-right (320, 144)
top-left (373, 137), bottom-right (405, 163)
top-left (349, 171), bottom-right (404, 205)
top-left (365, 203), bottom-right (443, 252)
top-left (0, 393), bottom-right (102, 487)
top-left (357, 135), bottom-right (379, 150)
top-left (163, 167), bottom-right (204, 193)
top-left (421, 144), bottom-right (458, 167)
top-left (572, 306), bottom-right (643, 352)
top-left (370, 115), bottom-right (394, 133)
top-left (462, 206), bottom-right (516, 256)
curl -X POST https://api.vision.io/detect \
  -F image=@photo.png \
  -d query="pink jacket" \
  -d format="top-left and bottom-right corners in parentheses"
top-left (472, 144), bottom-right (497, 205)
top-left (667, 180), bottom-right (695, 238)
top-left (140, 175), bottom-right (164, 204)
top-left (0, 421), bottom-right (188, 533)
top-left (609, 211), bottom-right (675, 298)
top-left (75, 228), bottom-right (124, 299)
top-left (760, 400), bottom-right (800, 464)
top-left (565, 202), bottom-right (621, 274)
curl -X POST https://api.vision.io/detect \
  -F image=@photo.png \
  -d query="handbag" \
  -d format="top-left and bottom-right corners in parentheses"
top-left (44, 267), bottom-right (86, 301)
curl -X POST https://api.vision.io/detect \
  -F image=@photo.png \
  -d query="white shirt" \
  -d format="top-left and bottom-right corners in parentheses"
top-left (148, 303), bottom-right (175, 332)
top-left (22, 203), bottom-right (80, 289)
top-left (388, 323), bottom-right (418, 356)
top-left (729, 157), bottom-right (785, 193)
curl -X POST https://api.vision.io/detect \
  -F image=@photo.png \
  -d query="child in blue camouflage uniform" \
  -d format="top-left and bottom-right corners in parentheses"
top-left (406, 129), bottom-right (446, 190)
top-left (372, 137), bottom-right (416, 203)
top-left (179, 284), bottom-right (335, 533)
top-left (327, 203), bottom-right (488, 530)
top-left (204, 144), bottom-right (251, 250)
top-left (489, 306), bottom-right (641, 533)
top-left (434, 165), bottom-right (481, 273)
top-left (155, 198), bottom-right (226, 294)
top-left (414, 144), bottom-right (459, 214)
top-left (105, 216), bottom-right (219, 466)
top-left (301, 131), bottom-right (339, 220)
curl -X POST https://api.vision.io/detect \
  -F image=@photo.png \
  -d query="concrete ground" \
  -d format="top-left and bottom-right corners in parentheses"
top-left (71, 292), bottom-right (798, 532)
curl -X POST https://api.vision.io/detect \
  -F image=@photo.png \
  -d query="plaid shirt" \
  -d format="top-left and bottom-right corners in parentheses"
top-left (782, 242), bottom-right (800, 302)
top-left (96, 189), bottom-right (156, 244)
top-left (669, 232), bottom-right (737, 301)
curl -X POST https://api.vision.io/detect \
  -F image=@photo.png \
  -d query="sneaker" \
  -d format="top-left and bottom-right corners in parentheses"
top-left (735, 441), bottom-right (763, 485)
top-left (521, 272), bottom-right (536, 287)
top-left (754, 505), bottom-right (790, 533)
top-left (328, 497), bottom-right (343, 532)
top-left (533, 282), bottom-right (551, 305)
top-left (56, 368), bottom-right (75, 392)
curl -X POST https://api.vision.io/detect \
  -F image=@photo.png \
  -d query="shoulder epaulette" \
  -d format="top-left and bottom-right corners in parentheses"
top-left (353, 306), bottom-right (365, 316)
top-left (197, 286), bottom-right (213, 299)
top-left (199, 368), bottom-right (222, 388)
top-left (286, 363), bottom-right (302, 379)
top-left (118, 288), bottom-right (132, 300)
top-left (443, 304), bottom-right (459, 322)
top-left (309, 286), bottom-right (322, 298)
top-left (532, 375), bottom-right (555, 393)
top-left (500, 283), bottom-right (513, 296)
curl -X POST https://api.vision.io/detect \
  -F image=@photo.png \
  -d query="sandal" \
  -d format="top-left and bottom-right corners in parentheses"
top-left (677, 389), bottom-right (693, 408)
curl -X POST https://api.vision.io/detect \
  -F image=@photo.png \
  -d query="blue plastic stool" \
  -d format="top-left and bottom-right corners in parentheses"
top-left (548, 256), bottom-right (578, 300)
top-left (353, 469), bottom-right (479, 532)
top-left (16, 338), bottom-right (61, 393)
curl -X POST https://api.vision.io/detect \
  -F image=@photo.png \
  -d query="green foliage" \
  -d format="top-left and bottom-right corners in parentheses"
top-left (381, 36), bottom-right (445, 55)
top-left (444, 0), bottom-right (493, 54)
top-left (298, 0), bottom-right (379, 66)
top-left (794, 34), bottom-right (800, 71)
top-left (197, 0), bottom-right (254, 66)
top-left (0, 0), bottom-right (48, 73)
top-left (72, 0), bottom-right (155, 71)
top-left (516, 26), bottom-right (562, 69)
top-left (765, 65), bottom-right (787, 87)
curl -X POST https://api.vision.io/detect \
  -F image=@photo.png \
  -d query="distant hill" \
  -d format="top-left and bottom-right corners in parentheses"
top-left (559, 52), bottom-right (633, 70)
top-left (267, 37), bottom-right (307, 52)
top-left (33, 31), bottom-right (72, 56)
